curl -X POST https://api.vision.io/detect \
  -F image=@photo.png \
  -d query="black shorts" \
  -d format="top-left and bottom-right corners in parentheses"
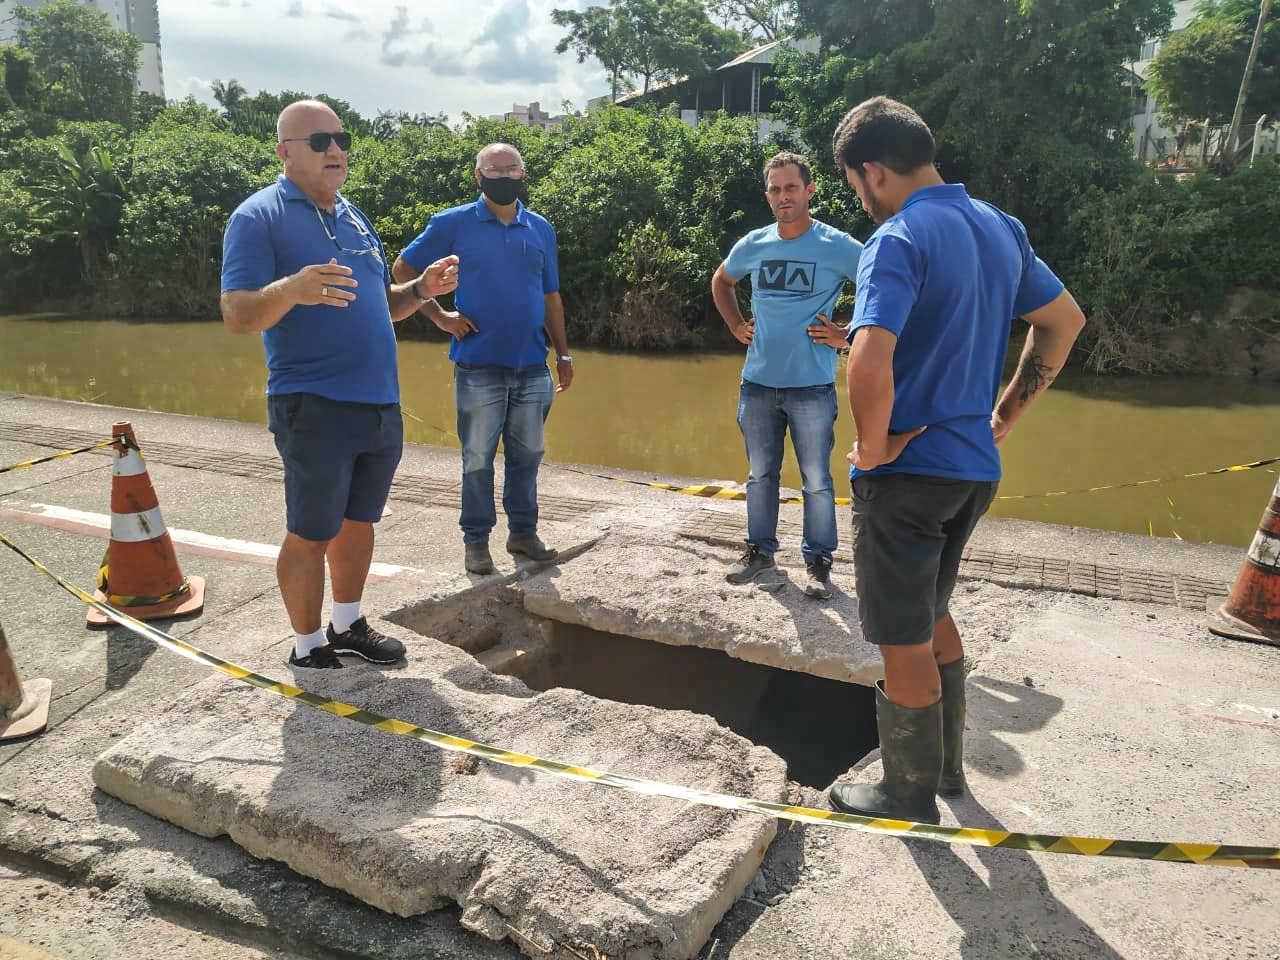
top-left (849, 473), bottom-right (998, 648)
top-left (268, 393), bottom-right (403, 542)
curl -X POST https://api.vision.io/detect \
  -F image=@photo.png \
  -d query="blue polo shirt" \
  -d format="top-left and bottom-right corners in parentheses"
top-left (399, 196), bottom-right (560, 368)
top-left (849, 183), bottom-right (1064, 481)
top-left (221, 175), bottom-right (398, 404)
top-left (724, 219), bottom-right (862, 388)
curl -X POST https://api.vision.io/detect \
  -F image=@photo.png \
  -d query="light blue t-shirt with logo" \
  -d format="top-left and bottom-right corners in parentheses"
top-left (723, 219), bottom-right (862, 388)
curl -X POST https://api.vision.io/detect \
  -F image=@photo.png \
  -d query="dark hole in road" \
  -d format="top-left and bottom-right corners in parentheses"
top-left (393, 589), bottom-right (878, 789)
top-left (517, 622), bottom-right (879, 790)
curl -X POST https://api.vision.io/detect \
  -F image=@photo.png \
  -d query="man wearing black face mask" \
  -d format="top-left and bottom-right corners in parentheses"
top-left (393, 143), bottom-right (572, 576)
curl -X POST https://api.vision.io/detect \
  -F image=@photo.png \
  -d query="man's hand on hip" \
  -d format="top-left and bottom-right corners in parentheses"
top-left (732, 319), bottom-right (755, 345)
top-left (848, 427), bottom-right (927, 471)
top-left (808, 313), bottom-right (850, 349)
top-left (437, 310), bottom-right (477, 339)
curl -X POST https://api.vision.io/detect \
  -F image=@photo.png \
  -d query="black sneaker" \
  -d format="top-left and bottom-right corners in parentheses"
top-left (288, 642), bottom-right (344, 669)
top-left (804, 557), bottom-right (833, 600)
top-left (726, 545), bottom-right (775, 584)
top-left (327, 617), bottom-right (406, 664)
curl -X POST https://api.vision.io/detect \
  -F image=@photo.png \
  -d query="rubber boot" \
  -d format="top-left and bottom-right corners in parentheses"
top-left (938, 658), bottom-right (967, 798)
top-left (828, 682), bottom-right (942, 825)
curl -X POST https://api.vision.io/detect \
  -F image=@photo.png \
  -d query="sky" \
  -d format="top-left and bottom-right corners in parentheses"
top-left (156, 0), bottom-right (610, 123)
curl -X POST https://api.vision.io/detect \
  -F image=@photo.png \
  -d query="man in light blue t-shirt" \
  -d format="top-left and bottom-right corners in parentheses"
top-left (826, 97), bottom-right (1086, 826)
top-left (711, 151), bottom-right (862, 600)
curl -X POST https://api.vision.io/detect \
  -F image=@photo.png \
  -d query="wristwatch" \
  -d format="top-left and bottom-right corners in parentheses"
top-left (411, 280), bottom-right (430, 303)
top-left (556, 354), bottom-right (573, 363)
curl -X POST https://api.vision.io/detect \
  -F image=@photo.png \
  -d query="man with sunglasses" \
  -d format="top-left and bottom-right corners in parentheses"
top-left (221, 99), bottom-right (459, 670)
top-left (393, 143), bottom-right (571, 577)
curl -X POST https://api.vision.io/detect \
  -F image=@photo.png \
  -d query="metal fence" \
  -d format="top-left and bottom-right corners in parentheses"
top-left (1139, 115), bottom-right (1279, 169)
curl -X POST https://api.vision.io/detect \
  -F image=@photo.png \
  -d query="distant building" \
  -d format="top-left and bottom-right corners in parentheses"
top-left (612, 37), bottom-right (822, 141)
top-left (0, 0), bottom-right (164, 98)
top-left (1128, 0), bottom-right (1201, 161)
top-left (489, 101), bottom-right (572, 131)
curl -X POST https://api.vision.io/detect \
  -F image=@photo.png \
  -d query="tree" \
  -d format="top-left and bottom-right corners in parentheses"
top-left (371, 109), bottom-right (450, 140)
top-left (776, 0), bottom-right (1175, 264)
top-left (553, 0), bottom-right (747, 98)
top-left (27, 139), bottom-right (125, 280)
top-left (707, 0), bottom-right (795, 41)
top-left (0, 45), bottom-right (38, 112)
top-left (1224, 0), bottom-right (1274, 165)
top-left (113, 105), bottom-right (277, 316)
top-left (553, 4), bottom-right (632, 101)
top-left (210, 78), bottom-right (247, 118)
top-left (227, 89), bottom-right (373, 140)
top-left (620, 0), bottom-right (746, 93)
top-left (1147, 14), bottom-right (1277, 121)
top-left (13, 0), bottom-right (140, 126)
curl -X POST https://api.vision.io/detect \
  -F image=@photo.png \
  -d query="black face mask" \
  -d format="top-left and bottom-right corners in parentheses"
top-left (479, 175), bottom-right (523, 206)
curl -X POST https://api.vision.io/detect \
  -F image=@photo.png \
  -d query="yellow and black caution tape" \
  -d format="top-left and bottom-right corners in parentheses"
top-left (2, 529), bottom-right (1278, 869)
top-left (0, 435), bottom-right (127, 475)
top-left (97, 552), bottom-right (192, 607)
top-left (564, 455), bottom-right (1280, 507)
top-left (994, 455), bottom-right (1280, 501)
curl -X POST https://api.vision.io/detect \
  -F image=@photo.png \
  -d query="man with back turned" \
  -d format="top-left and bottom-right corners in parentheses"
top-left (827, 97), bottom-right (1086, 823)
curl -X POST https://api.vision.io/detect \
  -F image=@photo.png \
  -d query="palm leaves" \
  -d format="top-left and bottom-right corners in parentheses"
top-left (28, 140), bottom-right (125, 280)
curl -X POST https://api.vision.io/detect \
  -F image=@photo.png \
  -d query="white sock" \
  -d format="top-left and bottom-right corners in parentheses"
top-left (294, 629), bottom-right (326, 659)
top-left (330, 601), bottom-right (361, 635)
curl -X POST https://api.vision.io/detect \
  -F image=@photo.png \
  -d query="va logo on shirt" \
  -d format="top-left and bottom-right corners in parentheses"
top-left (758, 260), bottom-right (816, 294)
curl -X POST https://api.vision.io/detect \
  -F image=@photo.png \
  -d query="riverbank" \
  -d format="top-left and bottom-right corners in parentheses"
top-left (1, 393), bottom-right (1277, 960)
top-left (5, 312), bottom-right (1280, 546)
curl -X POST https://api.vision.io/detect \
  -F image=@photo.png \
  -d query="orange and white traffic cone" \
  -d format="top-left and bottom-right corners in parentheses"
top-left (0, 621), bottom-right (50, 741)
top-left (86, 421), bottom-right (205, 628)
top-left (1207, 475), bottom-right (1280, 647)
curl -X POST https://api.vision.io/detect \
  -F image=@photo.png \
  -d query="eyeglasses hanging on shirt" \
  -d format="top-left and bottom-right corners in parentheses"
top-left (313, 201), bottom-right (382, 261)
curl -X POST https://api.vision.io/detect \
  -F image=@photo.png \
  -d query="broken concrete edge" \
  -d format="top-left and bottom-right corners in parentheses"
top-left (521, 590), bottom-right (884, 687)
top-left (0, 801), bottom-right (116, 886)
top-left (1, 798), bottom-right (503, 960)
top-left (86, 652), bottom-right (789, 960)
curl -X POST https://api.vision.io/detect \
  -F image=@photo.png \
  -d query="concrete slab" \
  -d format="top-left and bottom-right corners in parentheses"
top-left (91, 631), bottom-right (789, 960)
top-left (518, 530), bottom-right (886, 684)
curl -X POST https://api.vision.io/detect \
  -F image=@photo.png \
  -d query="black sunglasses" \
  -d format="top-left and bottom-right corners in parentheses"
top-left (281, 131), bottom-right (352, 152)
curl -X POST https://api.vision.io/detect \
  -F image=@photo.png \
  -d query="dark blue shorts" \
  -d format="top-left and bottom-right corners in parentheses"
top-left (849, 473), bottom-right (998, 647)
top-left (267, 393), bottom-right (403, 542)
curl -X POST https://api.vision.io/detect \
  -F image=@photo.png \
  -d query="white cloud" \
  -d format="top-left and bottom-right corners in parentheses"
top-left (156, 0), bottom-right (607, 122)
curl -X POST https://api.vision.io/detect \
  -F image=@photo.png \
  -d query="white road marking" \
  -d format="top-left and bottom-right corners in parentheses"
top-left (2, 501), bottom-right (427, 579)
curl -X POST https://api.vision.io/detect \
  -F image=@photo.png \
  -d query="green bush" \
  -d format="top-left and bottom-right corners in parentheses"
top-left (1065, 158), bottom-right (1280, 372)
top-left (109, 102), bottom-right (277, 317)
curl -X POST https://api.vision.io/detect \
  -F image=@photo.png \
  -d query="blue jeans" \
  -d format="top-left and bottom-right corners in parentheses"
top-left (455, 363), bottom-right (554, 544)
top-left (736, 380), bottom-right (838, 564)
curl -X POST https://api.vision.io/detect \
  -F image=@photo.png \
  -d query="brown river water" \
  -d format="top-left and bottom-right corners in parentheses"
top-left (2, 313), bottom-right (1277, 547)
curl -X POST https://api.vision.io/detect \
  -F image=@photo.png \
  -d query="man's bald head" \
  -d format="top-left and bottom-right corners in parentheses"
top-left (277, 99), bottom-right (341, 142)
top-left (475, 142), bottom-right (523, 172)
top-left (275, 99), bottom-right (349, 207)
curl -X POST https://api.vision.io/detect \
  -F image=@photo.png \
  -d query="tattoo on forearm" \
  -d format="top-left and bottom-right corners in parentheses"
top-left (1015, 354), bottom-right (1054, 406)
